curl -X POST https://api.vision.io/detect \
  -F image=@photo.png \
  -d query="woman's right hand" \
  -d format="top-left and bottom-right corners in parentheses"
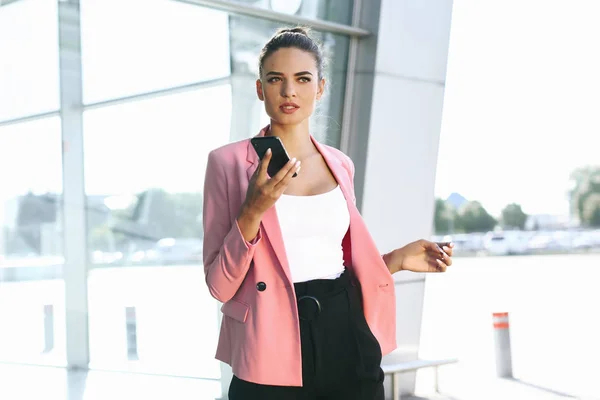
top-left (237, 149), bottom-right (301, 241)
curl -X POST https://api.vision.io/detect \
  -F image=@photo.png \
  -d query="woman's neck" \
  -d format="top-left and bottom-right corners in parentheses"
top-left (267, 120), bottom-right (315, 160)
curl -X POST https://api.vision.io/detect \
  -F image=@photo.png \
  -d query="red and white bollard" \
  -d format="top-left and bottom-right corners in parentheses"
top-left (492, 312), bottom-right (513, 378)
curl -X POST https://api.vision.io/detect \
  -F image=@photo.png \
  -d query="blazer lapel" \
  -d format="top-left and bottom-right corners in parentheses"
top-left (311, 137), bottom-right (356, 212)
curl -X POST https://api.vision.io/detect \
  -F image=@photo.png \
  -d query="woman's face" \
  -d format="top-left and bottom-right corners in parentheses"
top-left (256, 47), bottom-right (325, 126)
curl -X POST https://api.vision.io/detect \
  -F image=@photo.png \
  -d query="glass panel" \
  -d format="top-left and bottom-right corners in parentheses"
top-left (231, 0), bottom-right (354, 25)
top-left (85, 87), bottom-right (231, 378)
top-left (80, 0), bottom-right (231, 104)
top-left (82, 4), bottom-right (351, 379)
top-left (228, 14), bottom-right (350, 146)
top-left (0, 0), bottom-right (60, 121)
top-left (0, 117), bottom-right (65, 365)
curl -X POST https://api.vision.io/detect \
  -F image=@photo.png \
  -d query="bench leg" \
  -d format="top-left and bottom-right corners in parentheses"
top-left (391, 373), bottom-right (401, 400)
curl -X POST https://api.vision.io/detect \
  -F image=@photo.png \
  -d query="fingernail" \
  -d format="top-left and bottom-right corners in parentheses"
top-left (296, 160), bottom-right (301, 167)
top-left (267, 148), bottom-right (271, 154)
top-left (443, 246), bottom-right (450, 251)
top-left (291, 157), bottom-right (297, 163)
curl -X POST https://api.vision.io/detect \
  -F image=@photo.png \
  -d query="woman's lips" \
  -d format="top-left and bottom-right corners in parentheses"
top-left (280, 103), bottom-right (299, 114)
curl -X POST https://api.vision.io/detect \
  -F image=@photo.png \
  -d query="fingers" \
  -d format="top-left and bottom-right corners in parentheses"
top-left (433, 242), bottom-right (454, 258)
top-left (268, 155), bottom-right (299, 183)
top-left (424, 240), bottom-right (444, 255)
top-left (435, 245), bottom-right (452, 266)
top-left (427, 240), bottom-right (453, 268)
top-left (426, 255), bottom-right (447, 272)
top-left (274, 159), bottom-right (302, 192)
top-left (256, 148), bottom-right (273, 179)
top-left (435, 241), bottom-right (453, 250)
top-left (442, 244), bottom-right (454, 257)
top-left (271, 156), bottom-right (299, 181)
top-left (434, 258), bottom-right (448, 272)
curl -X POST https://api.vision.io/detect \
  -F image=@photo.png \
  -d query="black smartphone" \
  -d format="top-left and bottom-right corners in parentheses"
top-left (250, 136), bottom-right (297, 178)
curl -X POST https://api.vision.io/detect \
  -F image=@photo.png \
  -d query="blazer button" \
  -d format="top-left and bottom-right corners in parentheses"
top-left (256, 282), bottom-right (267, 292)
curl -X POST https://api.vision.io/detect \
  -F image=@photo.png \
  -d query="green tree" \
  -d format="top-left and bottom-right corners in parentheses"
top-left (455, 201), bottom-right (497, 233)
top-left (501, 203), bottom-right (528, 230)
top-left (434, 198), bottom-right (456, 234)
top-left (582, 193), bottom-right (600, 227)
top-left (569, 166), bottom-right (600, 226)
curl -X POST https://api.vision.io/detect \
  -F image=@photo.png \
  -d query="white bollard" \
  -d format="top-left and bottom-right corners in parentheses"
top-left (43, 304), bottom-right (54, 353)
top-left (125, 306), bottom-right (138, 360)
top-left (492, 312), bottom-right (513, 378)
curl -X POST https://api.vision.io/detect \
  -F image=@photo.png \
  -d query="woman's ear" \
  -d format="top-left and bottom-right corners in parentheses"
top-left (316, 78), bottom-right (326, 100)
top-left (256, 79), bottom-right (265, 101)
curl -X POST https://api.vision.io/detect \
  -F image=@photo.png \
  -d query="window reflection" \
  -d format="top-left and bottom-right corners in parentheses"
top-left (0, 0), bottom-right (59, 121)
top-left (0, 117), bottom-right (65, 366)
top-left (81, 0), bottom-right (231, 104)
top-left (84, 87), bottom-right (228, 377)
top-left (0, 117), bottom-right (63, 265)
top-left (84, 86), bottom-right (231, 266)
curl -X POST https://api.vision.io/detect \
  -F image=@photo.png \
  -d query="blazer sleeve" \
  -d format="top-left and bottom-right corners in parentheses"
top-left (202, 150), bottom-right (262, 302)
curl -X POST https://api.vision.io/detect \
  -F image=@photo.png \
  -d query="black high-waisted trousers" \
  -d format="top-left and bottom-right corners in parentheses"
top-left (228, 270), bottom-right (384, 400)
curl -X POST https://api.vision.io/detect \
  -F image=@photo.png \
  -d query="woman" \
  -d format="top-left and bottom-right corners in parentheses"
top-left (202, 27), bottom-right (453, 400)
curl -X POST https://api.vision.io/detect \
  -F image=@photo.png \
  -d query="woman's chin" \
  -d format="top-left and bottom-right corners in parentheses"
top-left (268, 113), bottom-right (308, 126)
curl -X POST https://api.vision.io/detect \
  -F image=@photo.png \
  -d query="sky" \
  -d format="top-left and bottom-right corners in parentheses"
top-left (434, 0), bottom-right (600, 217)
top-left (1, 0), bottom-right (600, 220)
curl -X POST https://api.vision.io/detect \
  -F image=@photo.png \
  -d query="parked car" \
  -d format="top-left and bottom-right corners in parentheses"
top-left (572, 229), bottom-right (600, 250)
top-left (483, 230), bottom-right (530, 256)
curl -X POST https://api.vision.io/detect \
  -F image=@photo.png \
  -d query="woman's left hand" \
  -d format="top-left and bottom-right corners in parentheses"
top-left (383, 240), bottom-right (454, 274)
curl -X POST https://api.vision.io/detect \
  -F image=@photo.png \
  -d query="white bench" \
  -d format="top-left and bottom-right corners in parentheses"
top-left (381, 358), bottom-right (458, 400)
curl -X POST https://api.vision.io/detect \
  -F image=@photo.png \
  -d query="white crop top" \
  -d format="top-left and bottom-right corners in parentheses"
top-left (275, 186), bottom-right (350, 283)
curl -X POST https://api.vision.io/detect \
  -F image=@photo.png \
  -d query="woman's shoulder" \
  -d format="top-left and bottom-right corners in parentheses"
top-left (318, 143), bottom-right (355, 174)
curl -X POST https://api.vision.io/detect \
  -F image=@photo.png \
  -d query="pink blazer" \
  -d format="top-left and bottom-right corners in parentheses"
top-left (202, 126), bottom-right (397, 386)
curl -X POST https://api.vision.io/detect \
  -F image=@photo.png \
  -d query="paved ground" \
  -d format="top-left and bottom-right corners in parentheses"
top-left (417, 253), bottom-right (600, 400)
top-left (1, 254), bottom-right (599, 399)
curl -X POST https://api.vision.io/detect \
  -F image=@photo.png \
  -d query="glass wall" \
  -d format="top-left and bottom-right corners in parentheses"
top-left (84, 86), bottom-right (231, 377)
top-left (0, 0), bottom-right (65, 366)
top-left (78, 0), bottom-right (352, 379)
top-left (0, 117), bottom-right (65, 365)
top-left (0, 0), bottom-right (60, 121)
top-left (80, 0), bottom-right (230, 104)
top-left (1, 0), bottom-right (353, 380)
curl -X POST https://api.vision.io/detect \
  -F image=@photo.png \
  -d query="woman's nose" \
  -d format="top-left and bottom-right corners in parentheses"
top-left (281, 81), bottom-right (297, 98)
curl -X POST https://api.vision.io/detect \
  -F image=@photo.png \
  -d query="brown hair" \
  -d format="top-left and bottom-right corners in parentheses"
top-left (258, 27), bottom-right (325, 80)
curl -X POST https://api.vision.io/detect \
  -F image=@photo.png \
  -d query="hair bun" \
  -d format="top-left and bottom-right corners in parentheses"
top-left (277, 26), bottom-right (310, 37)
